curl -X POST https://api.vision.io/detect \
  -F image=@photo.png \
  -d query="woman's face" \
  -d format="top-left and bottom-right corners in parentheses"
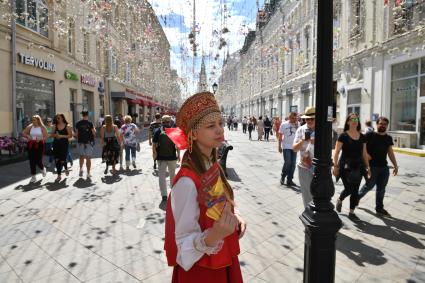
top-left (348, 114), bottom-right (359, 128)
top-left (56, 115), bottom-right (62, 123)
top-left (32, 117), bottom-right (38, 125)
top-left (193, 117), bottom-right (225, 150)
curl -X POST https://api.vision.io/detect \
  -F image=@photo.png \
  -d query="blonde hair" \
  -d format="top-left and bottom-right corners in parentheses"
top-left (31, 115), bottom-right (46, 129)
top-left (124, 115), bottom-right (132, 124)
top-left (104, 115), bottom-right (114, 131)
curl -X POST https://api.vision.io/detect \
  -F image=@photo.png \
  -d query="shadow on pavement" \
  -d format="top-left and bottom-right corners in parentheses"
top-left (101, 175), bottom-right (122, 184)
top-left (14, 180), bottom-right (42, 192)
top-left (73, 178), bottom-right (96, 189)
top-left (45, 180), bottom-right (69, 191)
top-left (121, 169), bottom-right (143, 176)
top-left (357, 208), bottom-right (425, 249)
top-left (336, 232), bottom-right (387, 267)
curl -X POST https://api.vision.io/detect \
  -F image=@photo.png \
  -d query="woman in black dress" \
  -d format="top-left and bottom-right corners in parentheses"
top-left (100, 115), bottom-right (122, 174)
top-left (52, 114), bottom-right (73, 181)
top-left (332, 113), bottom-right (371, 220)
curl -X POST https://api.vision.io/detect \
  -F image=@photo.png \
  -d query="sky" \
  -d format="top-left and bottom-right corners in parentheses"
top-left (151, 0), bottom-right (265, 97)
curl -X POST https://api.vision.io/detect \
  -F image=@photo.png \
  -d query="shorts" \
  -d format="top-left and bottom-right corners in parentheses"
top-left (78, 143), bottom-right (94, 157)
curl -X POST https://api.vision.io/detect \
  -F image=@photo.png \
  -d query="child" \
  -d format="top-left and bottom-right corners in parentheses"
top-left (164, 92), bottom-right (246, 282)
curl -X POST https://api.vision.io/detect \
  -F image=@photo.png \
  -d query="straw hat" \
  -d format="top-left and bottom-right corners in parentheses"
top-left (300, 106), bottom-right (316, 119)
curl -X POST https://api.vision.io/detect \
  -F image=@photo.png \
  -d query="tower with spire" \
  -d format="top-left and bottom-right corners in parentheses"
top-left (197, 55), bottom-right (208, 92)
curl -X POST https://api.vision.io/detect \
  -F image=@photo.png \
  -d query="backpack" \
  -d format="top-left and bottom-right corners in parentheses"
top-left (155, 127), bottom-right (176, 159)
top-left (76, 120), bottom-right (94, 144)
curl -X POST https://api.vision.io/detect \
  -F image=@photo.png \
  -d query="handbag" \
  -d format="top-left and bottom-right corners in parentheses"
top-left (136, 142), bottom-right (140, 152)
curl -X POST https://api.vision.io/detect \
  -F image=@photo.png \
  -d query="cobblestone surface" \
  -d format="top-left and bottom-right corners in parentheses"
top-left (0, 129), bottom-right (424, 282)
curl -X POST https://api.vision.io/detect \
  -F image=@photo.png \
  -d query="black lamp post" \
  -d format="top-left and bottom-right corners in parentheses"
top-left (300, 1), bottom-right (342, 283)
top-left (212, 82), bottom-right (218, 94)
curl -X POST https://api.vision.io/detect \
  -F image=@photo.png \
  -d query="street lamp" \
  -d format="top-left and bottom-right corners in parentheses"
top-left (300, 1), bottom-right (342, 283)
top-left (212, 82), bottom-right (218, 94)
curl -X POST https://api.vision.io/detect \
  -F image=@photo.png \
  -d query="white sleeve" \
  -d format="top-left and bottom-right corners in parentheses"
top-left (171, 177), bottom-right (224, 271)
top-left (294, 127), bottom-right (303, 145)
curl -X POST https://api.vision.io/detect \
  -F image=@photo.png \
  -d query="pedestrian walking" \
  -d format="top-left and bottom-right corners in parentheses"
top-left (149, 113), bottom-right (162, 170)
top-left (242, 116), bottom-right (248, 133)
top-left (164, 92), bottom-right (245, 282)
top-left (121, 115), bottom-right (140, 170)
top-left (264, 116), bottom-right (272, 141)
top-left (358, 116), bottom-right (398, 217)
top-left (273, 117), bottom-right (281, 138)
top-left (257, 116), bottom-right (264, 141)
top-left (293, 107), bottom-right (316, 208)
top-left (248, 118), bottom-right (254, 140)
top-left (365, 119), bottom-right (374, 134)
top-left (233, 116), bottom-right (238, 131)
top-left (227, 116), bottom-right (233, 131)
top-left (45, 117), bottom-right (54, 168)
top-left (101, 115), bottom-right (122, 175)
top-left (152, 115), bottom-right (179, 203)
top-left (52, 114), bottom-right (73, 182)
top-left (75, 111), bottom-right (96, 178)
top-left (23, 115), bottom-right (48, 182)
top-left (252, 116), bottom-right (257, 130)
top-left (333, 113), bottom-right (371, 220)
top-left (278, 112), bottom-right (299, 186)
top-left (114, 115), bottom-right (124, 170)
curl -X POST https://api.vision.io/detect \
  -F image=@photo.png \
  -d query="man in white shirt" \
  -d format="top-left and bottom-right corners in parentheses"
top-left (293, 107), bottom-right (316, 208)
top-left (278, 112), bottom-right (299, 186)
top-left (242, 116), bottom-right (248, 134)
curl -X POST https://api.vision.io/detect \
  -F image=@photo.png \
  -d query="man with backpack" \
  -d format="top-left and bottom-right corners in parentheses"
top-left (152, 115), bottom-right (180, 204)
top-left (75, 111), bottom-right (96, 178)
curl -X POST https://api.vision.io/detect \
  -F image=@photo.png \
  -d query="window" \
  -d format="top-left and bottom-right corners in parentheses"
top-left (125, 62), bottom-right (131, 82)
top-left (67, 22), bottom-right (74, 54)
top-left (96, 40), bottom-right (101, 70)
top-left (287, 39), bottom-right (293, 74)
top-left (350, 0), bottom-right (364, 38)
top-left (83, 33), bottom-right (89, 62)
top-left (347, 88), bottom-right (361, 116)
top-left (391, 59), bottom-right (421, 131)
top-left (109, 50), bottom-right (118, 76)
top-left (304, 26), bottom-right (310, 63)
top-left (16, 0), bottom-right (49, 37)
top-left (393, 0), bottom-right (425, 35)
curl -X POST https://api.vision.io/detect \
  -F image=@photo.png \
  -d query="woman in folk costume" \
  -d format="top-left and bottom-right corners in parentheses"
top-left (164, 92), bottom-right (246, 283)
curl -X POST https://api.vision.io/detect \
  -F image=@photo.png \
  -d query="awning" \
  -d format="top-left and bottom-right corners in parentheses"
top-left (127, 99), bottom-right (142, 105)
top-left (111, 91), bottom-right (136, 100)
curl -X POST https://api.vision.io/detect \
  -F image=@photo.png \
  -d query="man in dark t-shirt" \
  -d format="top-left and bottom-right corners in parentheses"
top-left (75, 111), bottom-right (96, 178)
top-left (358, 116), bottom-right (399, 217)
top-left (149, 113), bottom-right (162, 170)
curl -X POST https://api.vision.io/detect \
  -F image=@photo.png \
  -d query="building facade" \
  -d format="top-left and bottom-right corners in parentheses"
top-left (217, 0), bottom-right (317, 121)
top-left (217, 0), bottom-right (425, 148)
top-left (0, 0), bottom-right (179, 136)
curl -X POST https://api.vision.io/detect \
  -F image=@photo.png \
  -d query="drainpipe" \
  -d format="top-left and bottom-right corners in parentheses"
top-left (11, 0), bottom-right (18, 138)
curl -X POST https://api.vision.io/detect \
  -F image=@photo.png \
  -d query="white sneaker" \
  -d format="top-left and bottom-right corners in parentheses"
top-left (30, 176), bottom-right (36, 183)
top-left (87, 172), bottom-right (92, 178)
top-left (42, 167), bottom-right (47, 177)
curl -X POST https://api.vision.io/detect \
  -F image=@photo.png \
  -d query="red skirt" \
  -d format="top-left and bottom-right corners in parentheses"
top-left (171, 256), bottom-right (243, 283)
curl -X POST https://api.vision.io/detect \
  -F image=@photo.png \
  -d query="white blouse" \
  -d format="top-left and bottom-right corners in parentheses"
top-left (171, 176), bottom-right (224, 271)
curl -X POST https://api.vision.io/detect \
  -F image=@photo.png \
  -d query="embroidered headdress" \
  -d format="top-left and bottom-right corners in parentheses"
top-left (166, 92), bottom-right (222, 151)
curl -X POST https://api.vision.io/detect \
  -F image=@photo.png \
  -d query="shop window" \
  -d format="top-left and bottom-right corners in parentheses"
top-left (391, 78), bottom-right (417, 131)
top-left (347, 88), bottom-right (361, 116)
top-left (16, 0), bottom-right (48, 37)
top-left (391, 59), bottom-right (418, 80)
top-left (16, 72), bottom-right (54, 132)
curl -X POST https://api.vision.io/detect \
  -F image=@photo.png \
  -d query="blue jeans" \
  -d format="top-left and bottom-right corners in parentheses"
top-left (358, 166), bottom-right (390, 210)
top-left (45, 142), bottom-right (54, 163)
top-left (124, 145), bottom-right (136, 163)
top-left (281, 149), bottom-right (297, 181)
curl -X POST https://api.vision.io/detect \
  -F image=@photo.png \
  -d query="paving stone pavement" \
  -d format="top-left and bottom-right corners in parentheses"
top-left (0, 129), bottom-right (424, 282)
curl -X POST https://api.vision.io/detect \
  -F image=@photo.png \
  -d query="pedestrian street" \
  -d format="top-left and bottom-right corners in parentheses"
top-left (0, 129), bottom-right (424, 283)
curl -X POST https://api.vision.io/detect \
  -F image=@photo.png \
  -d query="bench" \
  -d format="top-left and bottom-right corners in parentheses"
top-left (218, 141), bottom-right (233, 176)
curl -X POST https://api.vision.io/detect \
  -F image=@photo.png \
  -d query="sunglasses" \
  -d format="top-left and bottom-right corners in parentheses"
top-left (305, 118), bottom-right (315, 121)
top-left (350, 118), bottom-right (359, 122)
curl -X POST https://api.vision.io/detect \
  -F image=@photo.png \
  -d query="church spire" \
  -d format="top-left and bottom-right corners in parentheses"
top-left (197, 55), bottom-right (208, 92)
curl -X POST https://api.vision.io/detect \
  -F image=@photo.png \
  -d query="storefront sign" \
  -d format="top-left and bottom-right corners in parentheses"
top-left (64, 70), bottom-right (79, 81)
top-left (18, 53), bottom-right (56, 72)
top-left (81, 74), bottom-right (96, 87)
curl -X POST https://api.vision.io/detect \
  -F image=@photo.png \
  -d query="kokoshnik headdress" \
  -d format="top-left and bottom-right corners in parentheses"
top-left (165, 92), bottom-right (222, 152)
